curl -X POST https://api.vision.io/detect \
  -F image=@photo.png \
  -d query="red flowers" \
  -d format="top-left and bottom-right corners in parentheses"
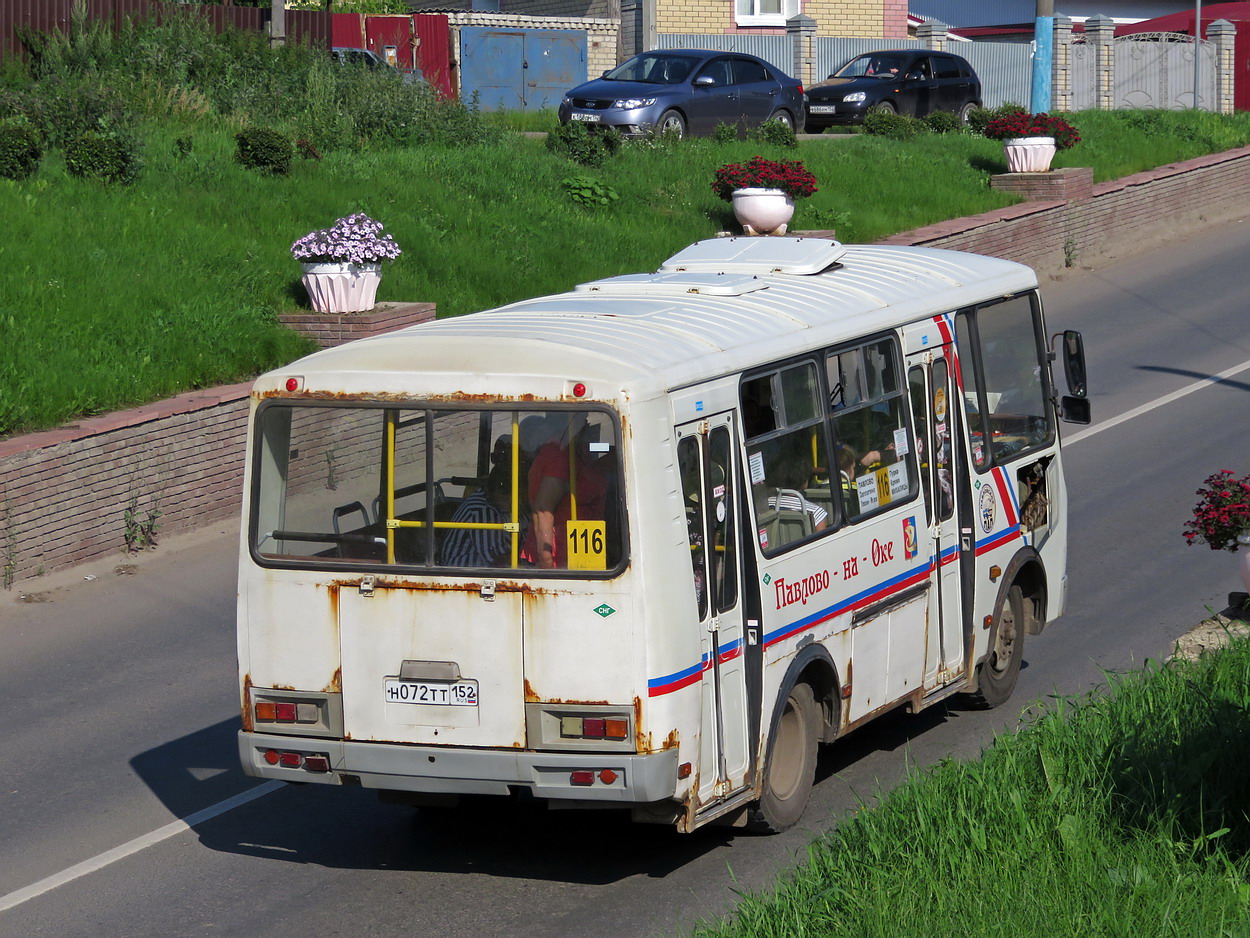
top-left (1182, 470), bottom-right (1250, 552)
top-left (712, 156), bottom-right (818, 202)
top-left (983, 112), bottom-right (1081, 151)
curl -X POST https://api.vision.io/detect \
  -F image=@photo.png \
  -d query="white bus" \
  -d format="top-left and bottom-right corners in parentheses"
top-left (236, 237), bottom-right (1089, 833)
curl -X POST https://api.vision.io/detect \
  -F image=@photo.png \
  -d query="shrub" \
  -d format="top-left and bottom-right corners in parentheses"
top-left (0, 118), bottom-right (43, 179)
top-left (15, 78), bottom-right (130, 148)
top-left (923, 110), bottom-right (961, 134)
top-left (561, 175), bottom-right (619, 208)
top-left (967, 101), bottom-right (1027, 136)
top-left (862, 110), bottom-right (929, 140)
top-left (545, 119), bottom-right (619, 167)
top-left (63, 129), bottom-right (141, 184)
top-left (749, 117), bottom-right (798, 148)
top-left (713, 122), bottom-right (738, 144)
top-left (234, 126), bottom-right (292, 174)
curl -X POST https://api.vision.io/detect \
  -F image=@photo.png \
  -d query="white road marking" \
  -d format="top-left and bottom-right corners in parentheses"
top-left (0, 781), bottom-right (284, 913)
top-left (1064, 357), bottom-right (1250, 446)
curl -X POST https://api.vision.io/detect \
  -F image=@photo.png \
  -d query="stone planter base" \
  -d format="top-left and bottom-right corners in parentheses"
top-left (279, 301), bottom-right (437, 348)
top-left (990, 167), bottom-right (1094, 202)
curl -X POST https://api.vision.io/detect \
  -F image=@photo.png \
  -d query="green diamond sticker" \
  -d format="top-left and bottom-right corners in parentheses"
top-left (762, 573), bottom-right (772, 585)
top-left (594, 603), bottom-right (616, 618)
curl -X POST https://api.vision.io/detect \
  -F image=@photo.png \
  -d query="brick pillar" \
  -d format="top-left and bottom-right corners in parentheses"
top-left (1210, 19), bottom-right (1237, 115)
top-left (786, 14), bottom-right (817, 89)
top-left (917, 21), bottom-right (946, 53)
top-left (1051, 15), bottom-right (1073, 112)
top-left (1084, 14), bottom-right (1115, 111)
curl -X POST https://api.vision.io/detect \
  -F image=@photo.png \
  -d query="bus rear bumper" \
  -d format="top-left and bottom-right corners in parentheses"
top-left (238, 731), bottom-right (680, 803)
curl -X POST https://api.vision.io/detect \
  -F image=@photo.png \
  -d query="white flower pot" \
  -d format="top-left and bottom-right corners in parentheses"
top-left (300, 262), bottom-right (382, 314)
top-left (1003, 137), bottom-right (1057, 173)
top-left (731, 187), bottom-right (795, 236)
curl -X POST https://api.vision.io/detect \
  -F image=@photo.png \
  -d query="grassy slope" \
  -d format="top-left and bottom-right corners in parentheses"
top-left (3, 109), bottom-right (1250, 436)
top-left (691, 636), bottom-right (1250, 938)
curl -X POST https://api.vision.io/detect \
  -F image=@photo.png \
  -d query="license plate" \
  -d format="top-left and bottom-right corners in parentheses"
top-left (808, 104), bottom-right (837, 114)
top-left (570, 112), bottom-right (601, 122)
top-left (385, 679), bottom-right (478, 706)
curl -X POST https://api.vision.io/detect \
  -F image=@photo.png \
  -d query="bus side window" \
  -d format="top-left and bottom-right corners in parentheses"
top-left (678, 437), bottom-right (708, 618)
top-left (826, 338), bottom-right (917, 520)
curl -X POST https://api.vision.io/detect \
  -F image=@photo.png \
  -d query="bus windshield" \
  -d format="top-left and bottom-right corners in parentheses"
top-left (250, 403), bottom-right (625, 574)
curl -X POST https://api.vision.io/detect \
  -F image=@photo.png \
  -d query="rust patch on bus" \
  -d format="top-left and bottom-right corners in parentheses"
top-left (324, 668), bottom-right (342, 693)
top-left (524, 678), bottom-right (540, 703)
top-left (240, 674), bottom-right (254, 732)
top-left (324, 577), bottom-right (562, 597)
top-left (257, 390), bottom-right (543, 403)
top-left (327, 582), bottom-right (340, 618)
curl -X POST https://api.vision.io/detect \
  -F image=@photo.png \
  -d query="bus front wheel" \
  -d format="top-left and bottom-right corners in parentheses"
top-left (747, 682), bottom-right (818, 833)
top-left (968, 584), bottom-right (1025, 708)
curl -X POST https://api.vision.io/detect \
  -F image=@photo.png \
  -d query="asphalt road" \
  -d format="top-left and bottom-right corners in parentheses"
top-left (3, 216), bottom-right (1250, 937)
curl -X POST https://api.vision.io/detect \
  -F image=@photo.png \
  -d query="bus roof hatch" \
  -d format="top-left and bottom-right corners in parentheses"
top-left (660, 237), bottom-right (847, 276)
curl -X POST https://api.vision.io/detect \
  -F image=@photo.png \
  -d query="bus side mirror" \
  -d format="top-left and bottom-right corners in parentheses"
top-left (1059, 395), bottom-right (1091, 425)
top-left (1061, 329), bottom-right (1087, 398)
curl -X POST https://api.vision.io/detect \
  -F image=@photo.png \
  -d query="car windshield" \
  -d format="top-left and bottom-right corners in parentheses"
top-left (604, 54), bottom-right (699, 85)
top-left (836, 54), bottom-right (909, 79)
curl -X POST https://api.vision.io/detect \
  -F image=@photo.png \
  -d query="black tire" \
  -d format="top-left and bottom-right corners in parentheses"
top-left (767, 109), bottom-right (795, 132)
top-left (957, 101), bottom-right (976, 125)
top-left (869, 100), bottom-right (896, 115)
top-left (747, 682), bottom-right (818, 833)
top-left (968, 584), bottom-right (1025, 708)
top-left (657, 109), bottom-right (686, 138)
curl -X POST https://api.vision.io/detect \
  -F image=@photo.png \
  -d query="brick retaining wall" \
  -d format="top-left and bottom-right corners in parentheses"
top-left (2, 145), bottom-right (1248, 586)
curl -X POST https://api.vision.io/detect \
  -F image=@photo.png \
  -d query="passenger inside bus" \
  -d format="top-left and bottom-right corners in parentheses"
top-left (440, 461), bottom-right (516, 568)
top-left (523, 412), bottom-right (610, 569)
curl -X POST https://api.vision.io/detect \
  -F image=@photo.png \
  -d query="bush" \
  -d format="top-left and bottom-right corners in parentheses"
top-left (545, 119), bottom-right (620, 167)
top-left (984, 110), bottom-right (1081, 150)
top-left (63, 129), bottom-right (141, 184)
top-left (923, 110), bottom-right (961, 134)
top-left (713, 121), bottom-right (738, 144)
top-left (561, 175), bottom-right (619, 208)
top-left (967, 101), bottom-right (1026, 136)
top-left (862, 110), bottom-right (930, 140)
top-left (0, 118), bottom-right (43, 179)
top-left (6, 78), bottom-right (131, 149)
top-left (234, 126), bottom-right (292, 174)
top-left (749, 117), bottom-right (798, 148)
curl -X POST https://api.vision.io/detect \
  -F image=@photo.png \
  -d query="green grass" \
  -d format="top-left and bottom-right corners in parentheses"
top-left (690, 635), bottom-right (1250, 938)
top-left (3, 12), bottom-right (1250, 436)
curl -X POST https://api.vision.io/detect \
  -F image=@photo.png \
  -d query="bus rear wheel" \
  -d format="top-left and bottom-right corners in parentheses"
top-left (968, 584), bottom-right (1025, 708)
top-left (747, 682), bottom-right (818, 833)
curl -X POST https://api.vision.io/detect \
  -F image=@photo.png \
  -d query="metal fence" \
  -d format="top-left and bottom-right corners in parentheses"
top-left (0, 0), bottom-right (329, 59)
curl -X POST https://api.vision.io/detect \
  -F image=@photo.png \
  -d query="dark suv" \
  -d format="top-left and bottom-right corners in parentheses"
top-left (804, 50), bottom-right (981, 130)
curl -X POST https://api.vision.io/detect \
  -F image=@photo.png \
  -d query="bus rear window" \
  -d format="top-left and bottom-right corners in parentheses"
top-left (250, 403), bottom-right (625, 574)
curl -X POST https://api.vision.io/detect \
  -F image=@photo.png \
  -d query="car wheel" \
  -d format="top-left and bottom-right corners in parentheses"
top-left (870, 100), bottom-right (896, 115)
top-left (767, 109), bottom-right (794, 132)
top-left (957, 101), bottom-right (976, 125)
top-left (657, 109), bottom-right (686, 138)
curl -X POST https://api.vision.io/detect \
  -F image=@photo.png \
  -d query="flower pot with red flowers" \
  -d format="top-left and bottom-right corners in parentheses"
top-left (712, 156), bottom-right (818, 236)
top-left (291, 213), bottom-right (402, 313)
top-left (1182, 469), bottom-right (1250, 597)
top-left (983, 111), bottom-right (1081, 173)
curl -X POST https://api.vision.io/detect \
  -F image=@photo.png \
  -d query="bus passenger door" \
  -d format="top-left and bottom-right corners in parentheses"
top-left (677, 414), bottom-right (752, 805)
top-left (908, 352), bottom-right (966, 688)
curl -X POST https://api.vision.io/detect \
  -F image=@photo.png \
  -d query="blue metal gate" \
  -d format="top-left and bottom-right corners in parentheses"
top-left (460, 27), bottom-right (587, 111)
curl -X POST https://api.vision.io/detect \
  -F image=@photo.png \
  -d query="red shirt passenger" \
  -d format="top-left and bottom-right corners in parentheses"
top-left (523, 413), bottom-right (609, 568)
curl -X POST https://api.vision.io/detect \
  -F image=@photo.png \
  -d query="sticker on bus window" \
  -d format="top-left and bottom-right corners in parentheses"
top-left (749, 452), bottom-right (766, 485)
top-left (566, 520), bottom-right (607, 570)
top-left (893, 427), bottom-right (910, 457)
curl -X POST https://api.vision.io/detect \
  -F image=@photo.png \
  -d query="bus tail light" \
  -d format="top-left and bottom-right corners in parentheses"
top-left (263, 749), bottom-right (330, 773)
top-left (558, 713), bottom-right (630, 741)
top-left (570, 771), bottom-right (594, 786)
top-left (254, 700), bottom-right (319, 724)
